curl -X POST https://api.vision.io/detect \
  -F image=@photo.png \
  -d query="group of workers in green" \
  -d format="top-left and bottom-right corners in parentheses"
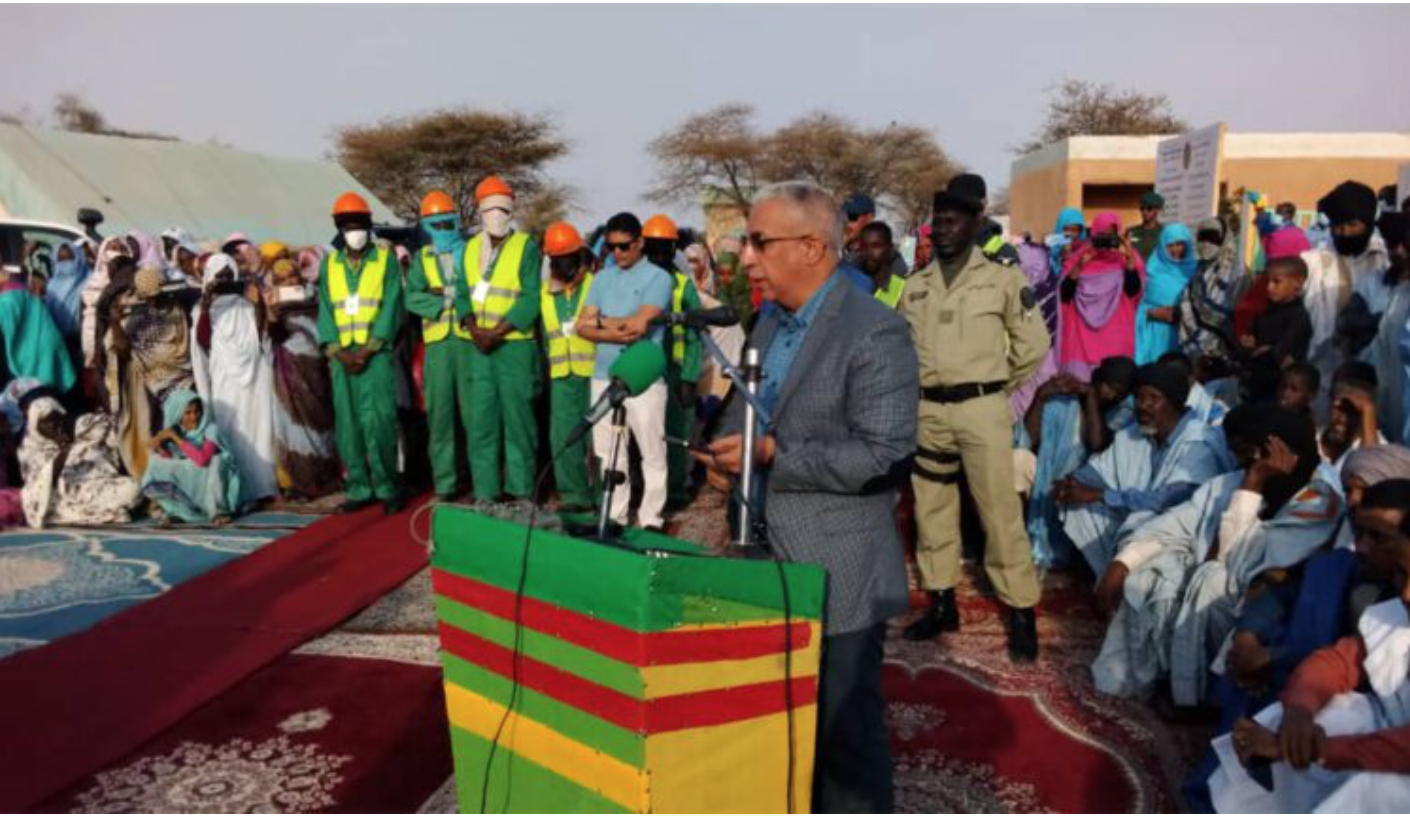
top-left (316, 176), bottom-right (702, 515)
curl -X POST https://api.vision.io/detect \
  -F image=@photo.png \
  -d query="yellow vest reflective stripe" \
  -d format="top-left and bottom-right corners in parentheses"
top-left (875, 274), bottom-right (905, 309)
top-left (541, 274), bottom-right (596, 379)
top-left (982, 233), bottom-right (1005, 256)
top-left (420, 247), bottom-right (471, 343)
top-left (463, 232), bottom-right (533, 341)
top-left (326, 247), bottom-right (389, 348)
top-left (670, 271), bottom-right (688, 363)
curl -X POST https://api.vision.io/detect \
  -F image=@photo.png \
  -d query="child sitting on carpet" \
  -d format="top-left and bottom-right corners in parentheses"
top-left (141, 390), bottom-right (243, 526)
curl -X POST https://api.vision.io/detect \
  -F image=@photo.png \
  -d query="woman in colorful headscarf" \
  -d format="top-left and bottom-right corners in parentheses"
top-left (98, 264), bottom-right (196, 479)
top-left (1178, 217), bottom-right (1245, 363)
top-left (42, 241), bottom-right (90, 341)
top-left (140, 390), bottom-right (243, 525)
top-left (264, 258), bottom-right (340, 499)
top-left (0, 264), bottom-right (77, 394)
top-left (1057, 212), bottom-right (1144, 379)
top-left (1135, 223), bottom-right (1199, 364)
top-left (1046, 207), bottom-right (1087, 275)
top-left (192, 253), bottom-right (277, 504)
top-left (295, 246), bottom-right (325, 285)
top-left (18, 396), bottom-right (140, 529)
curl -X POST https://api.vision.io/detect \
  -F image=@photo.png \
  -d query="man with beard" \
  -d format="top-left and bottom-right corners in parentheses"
top-left (1057, 361), bottom-right (1229, 579)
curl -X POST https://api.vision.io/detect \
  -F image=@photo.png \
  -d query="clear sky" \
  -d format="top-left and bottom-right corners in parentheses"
top-left (4, 4), bottom-right (1408, 228)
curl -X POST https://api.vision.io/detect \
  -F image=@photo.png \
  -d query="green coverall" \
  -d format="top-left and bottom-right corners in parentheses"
top-left (405, 247), bottom-right (475, 497)
top-left (454, 236), bottom-right (542, 501)
top-left (543, 280), bottom-right (595, 509)
top-left (665, 272), bottom-right (703, 508)
top-left (318, 248), bottom-right (405, 503)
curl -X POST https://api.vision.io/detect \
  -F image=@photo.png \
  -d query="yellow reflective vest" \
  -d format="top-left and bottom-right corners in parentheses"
top-left (541, 274), bottom-right (596, 379)
top-left (419, 246), bottom-right (472, 343)
top-left (670, 271), bottom-right (689, 363)
top-left (327, 246), bottom-right (390, 348)
top-left (874, 274), bottom-right (905, 309)
top-left (463, 232), bottom-right (533, 341)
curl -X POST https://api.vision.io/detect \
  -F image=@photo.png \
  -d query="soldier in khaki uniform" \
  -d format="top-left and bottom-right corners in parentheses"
top-left (899, 174), bottom-right (1050, 662)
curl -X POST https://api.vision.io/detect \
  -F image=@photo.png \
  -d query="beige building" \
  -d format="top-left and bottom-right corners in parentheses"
top-left (1009, 132), bottom-right (1410, 239)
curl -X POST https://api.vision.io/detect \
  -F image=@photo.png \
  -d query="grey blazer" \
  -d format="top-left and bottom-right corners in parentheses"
top-left (721, 274), bottom-right (919, 635)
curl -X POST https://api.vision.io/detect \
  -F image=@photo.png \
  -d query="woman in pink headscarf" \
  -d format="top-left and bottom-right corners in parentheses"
top-left (1057, 212), bottom-right (1145, 379)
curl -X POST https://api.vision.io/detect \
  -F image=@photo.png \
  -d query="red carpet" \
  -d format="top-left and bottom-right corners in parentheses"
top-left (888, 568), bottom-right (1205, 813)
top-left (0, 499), bottom-right (431, 811)
top-left (34, 654), bottom-right (451, 813)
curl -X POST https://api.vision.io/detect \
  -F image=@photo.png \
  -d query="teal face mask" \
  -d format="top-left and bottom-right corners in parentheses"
top-left (423, 214), bottom-right (464, 253)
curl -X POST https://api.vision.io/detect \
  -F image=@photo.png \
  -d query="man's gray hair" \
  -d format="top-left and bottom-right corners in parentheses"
top-left (752, 181), bottom-right (844, 255)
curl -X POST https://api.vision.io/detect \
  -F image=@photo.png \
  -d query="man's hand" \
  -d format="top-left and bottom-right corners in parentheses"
top-left (693, 433), bottom-right (776, 476)
top-left (1233, 718), bottom-right (1282, 764)
top-left (1054, 477), bottom-right (1103, 506)
top-left (1094, 561), bottom-right (1130, 615)
top-left (1278, 706), bottom-right (1326, 770)
top-left (1245, 435), bottom-right (1298, 492)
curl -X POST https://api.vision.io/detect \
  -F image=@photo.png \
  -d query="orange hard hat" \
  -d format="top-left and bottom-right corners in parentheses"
top-left (642, 214), bottom-right (679, 240)
top-left (332, 191), bottom-right (371, 217)
top-left (474, 175), bottom-right (514, 202)
top-left (420, 190), bottom-right (456, 218)
top-left (543, 222), bottom-right (584, 257)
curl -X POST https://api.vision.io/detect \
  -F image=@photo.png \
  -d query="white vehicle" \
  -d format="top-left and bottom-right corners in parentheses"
top-left (0, 209), bottom-right (101, 278)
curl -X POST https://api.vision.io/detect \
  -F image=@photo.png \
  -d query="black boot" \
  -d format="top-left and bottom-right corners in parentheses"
top-left (1007, 607), bottom-right (1039, 663)
top-left (902, 589), bottom-right (960, 641)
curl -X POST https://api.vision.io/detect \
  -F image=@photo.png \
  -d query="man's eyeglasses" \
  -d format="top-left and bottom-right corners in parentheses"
top-left (428, 220), bottom-right (456, 231)
top-left (845, 213), bottom-right (868, 223)
top-left (745, 233), bottom-right (814, 252)
top-left (606, 240), bottom-right (637, 252)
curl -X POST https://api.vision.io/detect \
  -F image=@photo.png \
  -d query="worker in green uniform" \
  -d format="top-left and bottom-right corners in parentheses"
top-left (642, 214), bottom-right (703, 510)
top-left (539, 221), bottom-right (597, 510)
top-left (318, 191), bottom-right (406, 515)
top-left (455, 175), bottom-right (542, 503)
top-left (405, 190), bottom-right (475, 502)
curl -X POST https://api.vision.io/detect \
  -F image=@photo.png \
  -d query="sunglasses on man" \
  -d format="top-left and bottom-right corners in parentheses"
top-left (606, 240), bottom-right (638, 252)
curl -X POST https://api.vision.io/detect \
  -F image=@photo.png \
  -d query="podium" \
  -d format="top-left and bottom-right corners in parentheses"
top-left (430, 507), bottom-right (827, 814)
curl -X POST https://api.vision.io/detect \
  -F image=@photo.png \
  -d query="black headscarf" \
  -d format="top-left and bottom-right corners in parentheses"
top-left (1318, 181), bottom-right (1378, 257)
top-left (1133, 362), bottom-right (1191, 410)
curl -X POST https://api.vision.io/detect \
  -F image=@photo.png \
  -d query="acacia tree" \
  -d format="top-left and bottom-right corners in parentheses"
top-left (646, 103), bottom-right (762, 215)
top-left (1015, 79), bottom-right (1187, 154)
top-left (649, 105), bottom-right (959, 231)
top-left (334, 108), bottom-right (570, 224)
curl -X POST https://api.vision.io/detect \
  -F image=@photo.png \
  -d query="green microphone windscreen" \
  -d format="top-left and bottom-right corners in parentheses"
top-left (609, 340), bottom-right (667, 396)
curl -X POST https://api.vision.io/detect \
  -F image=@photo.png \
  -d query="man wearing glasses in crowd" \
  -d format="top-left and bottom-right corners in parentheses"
top-left (576, 213), bottom-right (674, 531)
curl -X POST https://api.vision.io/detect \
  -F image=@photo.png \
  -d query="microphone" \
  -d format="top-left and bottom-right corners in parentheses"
top-left (647, 305), bottom-right (739, 330)
top-left (563, 340), bottom-right (668, 447)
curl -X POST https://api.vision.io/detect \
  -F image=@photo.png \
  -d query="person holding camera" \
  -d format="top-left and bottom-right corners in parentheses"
top-left (1056, 212), bottom-right (1144, 380)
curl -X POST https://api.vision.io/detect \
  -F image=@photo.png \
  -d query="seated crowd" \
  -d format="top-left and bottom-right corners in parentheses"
top-left (1009, 180), bottom-right (1410, 811)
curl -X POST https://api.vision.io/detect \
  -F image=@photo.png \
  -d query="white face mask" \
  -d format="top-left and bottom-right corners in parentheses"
top-left (482, 209), bottom-right (512, 239)
top-left (343, 229), bottom-right (369, 251)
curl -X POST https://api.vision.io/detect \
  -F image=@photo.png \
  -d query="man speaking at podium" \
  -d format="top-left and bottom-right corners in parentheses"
top-left (699, 181), bottom-right (918, 813)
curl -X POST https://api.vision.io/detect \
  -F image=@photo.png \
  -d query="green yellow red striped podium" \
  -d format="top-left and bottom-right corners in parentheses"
top-left (430, 507), bottom-right (826, 813)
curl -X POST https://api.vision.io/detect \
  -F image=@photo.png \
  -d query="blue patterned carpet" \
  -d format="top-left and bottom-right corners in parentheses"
top-left (0, 513), bottom-right (319, 659)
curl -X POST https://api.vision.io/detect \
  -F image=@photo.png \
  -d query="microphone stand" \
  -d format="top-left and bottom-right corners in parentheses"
top-left (596, 402), bottom-right (629, 540)
top-left (694, 331), bottom-right (770, 549)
